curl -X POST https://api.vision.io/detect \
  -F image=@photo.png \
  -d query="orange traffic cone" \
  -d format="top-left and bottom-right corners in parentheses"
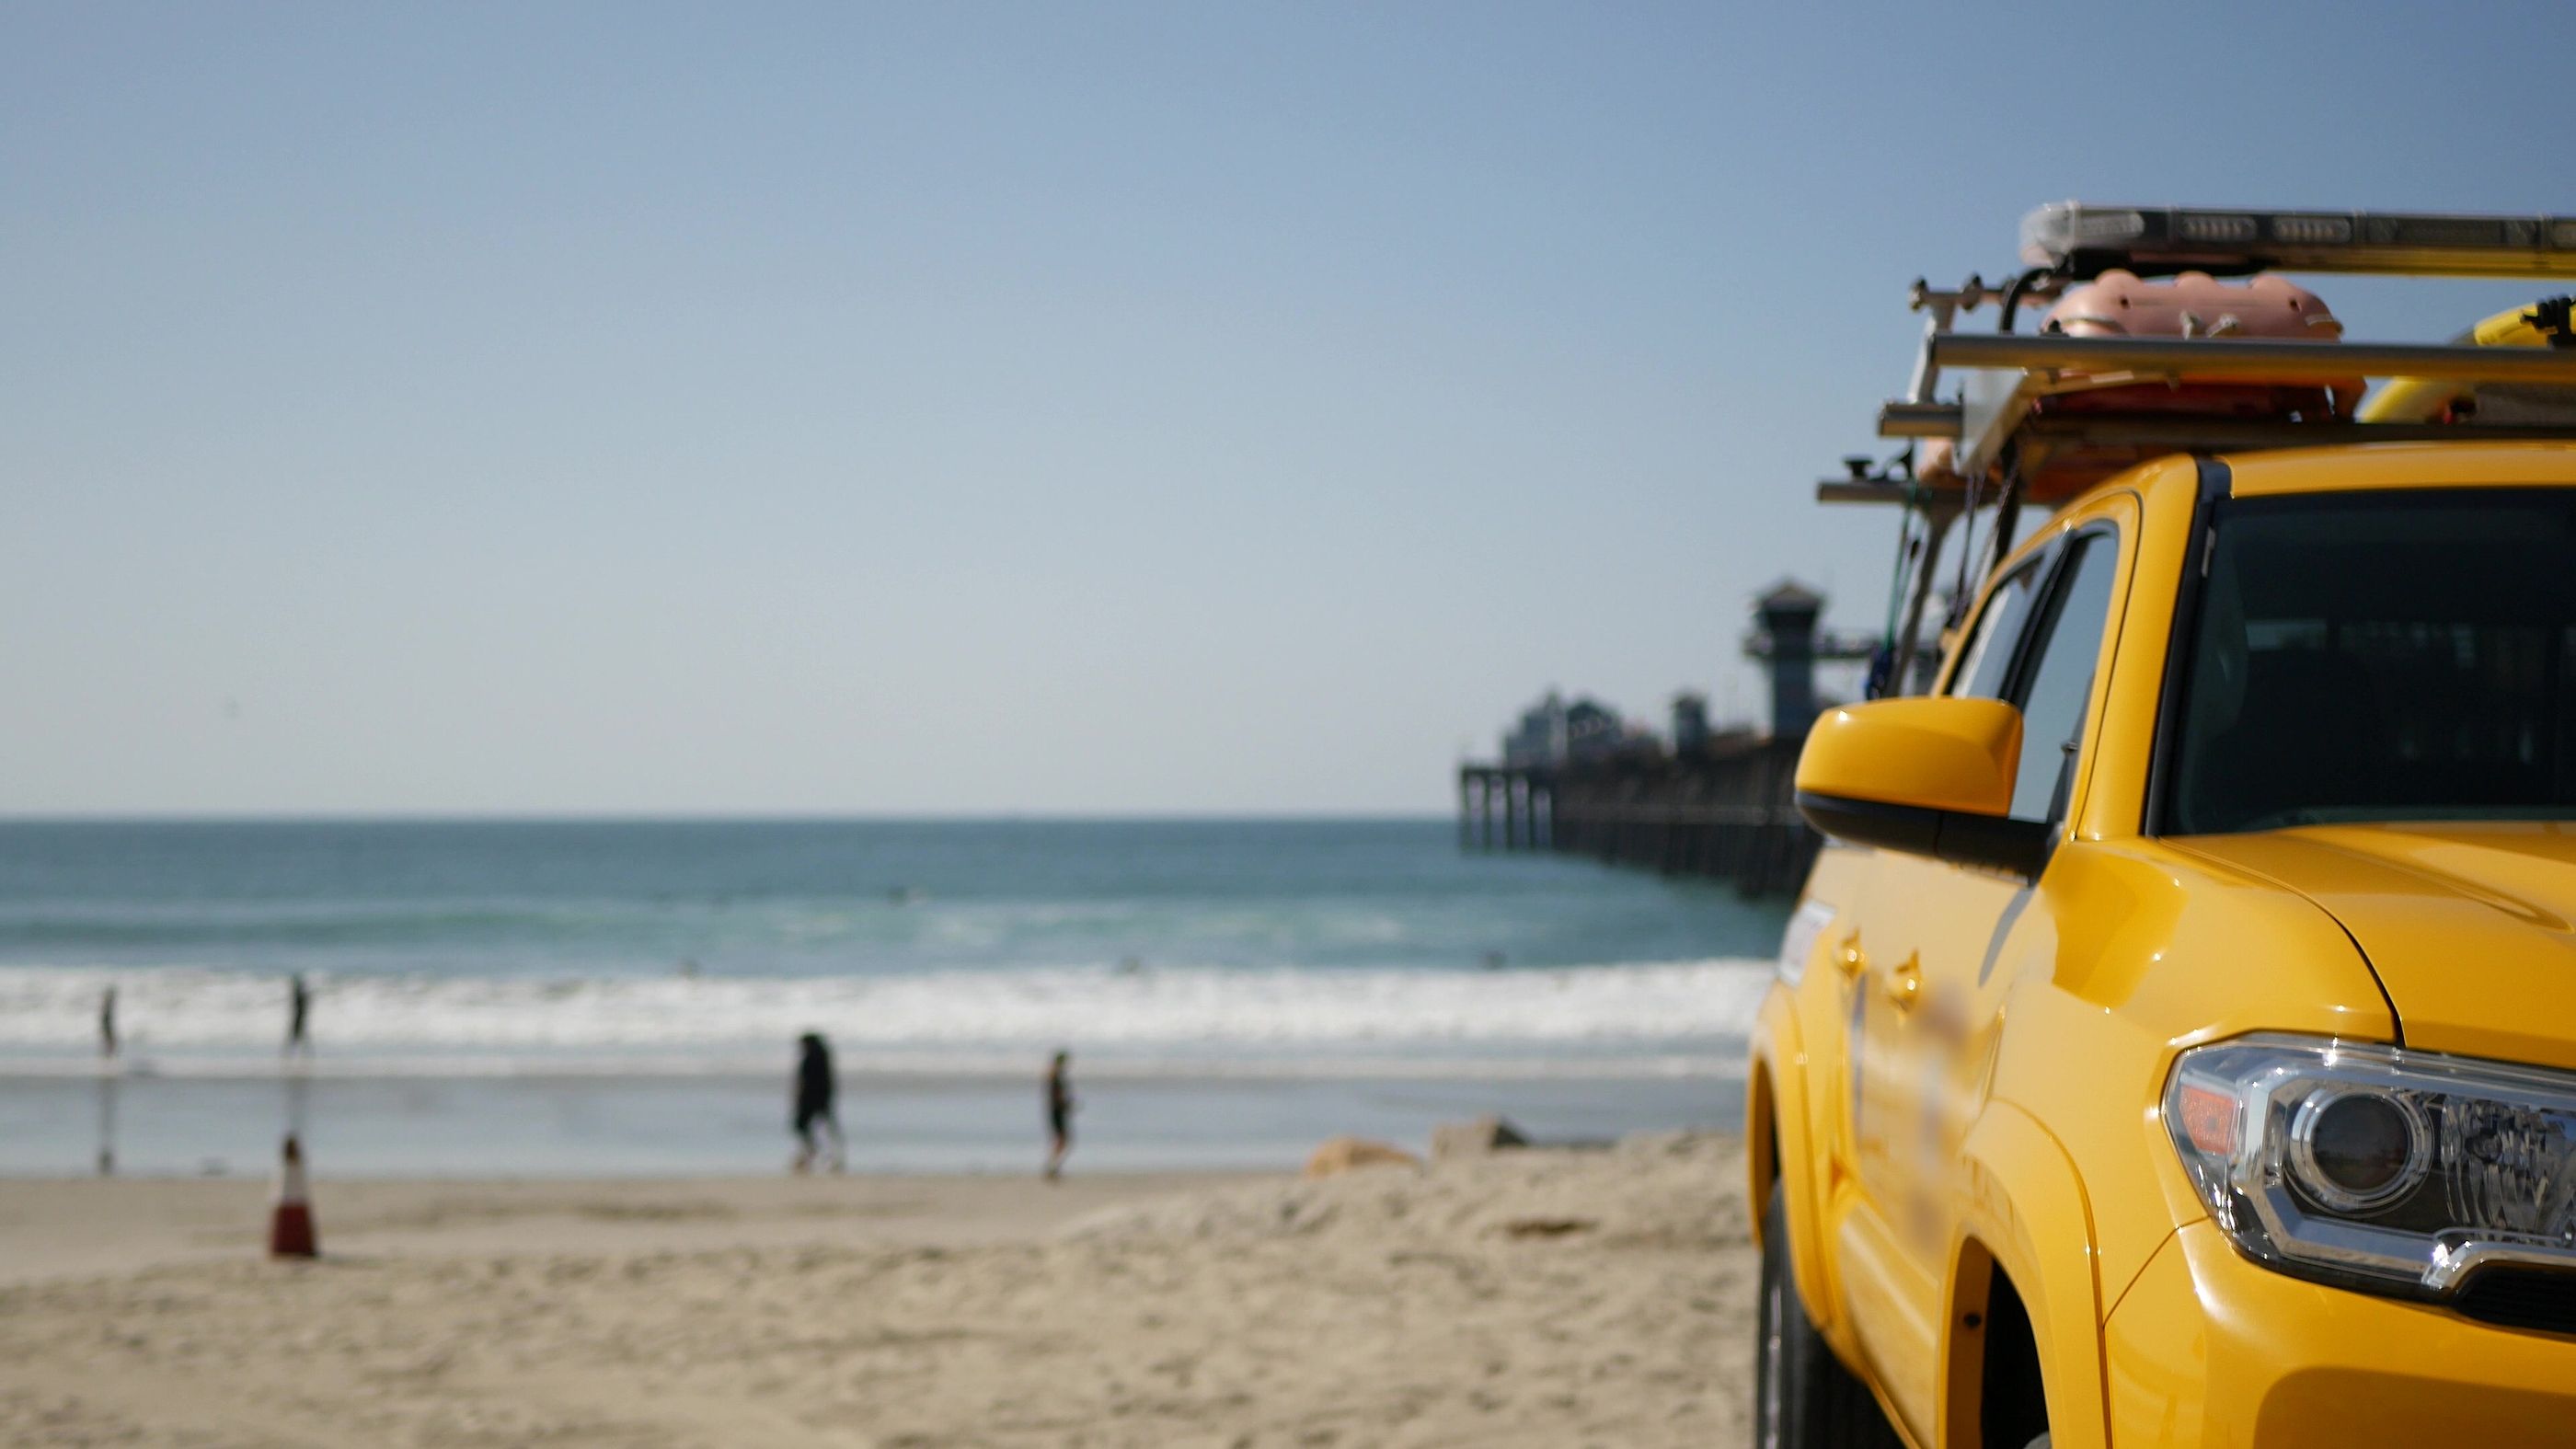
top-left (269, 1133), bottom-right (318, 1259)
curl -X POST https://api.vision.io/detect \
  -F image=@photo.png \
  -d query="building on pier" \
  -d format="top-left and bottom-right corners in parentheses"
top-left (1500, 691), bottom-right (1566, 769)
top-left (1499, 690), bottom-right (1636, 770)
top-left (1670, 692), bottom-right (1709, 754)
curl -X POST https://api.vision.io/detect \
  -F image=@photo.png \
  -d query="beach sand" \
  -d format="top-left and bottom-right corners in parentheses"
top-left (0, 1133), bottom-right (1754, 1447)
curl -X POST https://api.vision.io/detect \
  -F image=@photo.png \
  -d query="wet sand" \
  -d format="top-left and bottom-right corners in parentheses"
top-left (0, 1069), bottom-right (1743, 1178)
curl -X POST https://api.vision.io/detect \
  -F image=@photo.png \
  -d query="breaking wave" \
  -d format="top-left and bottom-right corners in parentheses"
top-left (0, 960), bottom-right (1772, 1078)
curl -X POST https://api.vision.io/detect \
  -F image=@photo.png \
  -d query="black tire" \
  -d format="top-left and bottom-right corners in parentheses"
top-left (1755, 1181), bottom-right (1903, 1449)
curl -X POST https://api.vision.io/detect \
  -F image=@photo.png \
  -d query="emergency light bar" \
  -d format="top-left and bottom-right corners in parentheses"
top-left (2022, 202), bottom-right (2576, 280)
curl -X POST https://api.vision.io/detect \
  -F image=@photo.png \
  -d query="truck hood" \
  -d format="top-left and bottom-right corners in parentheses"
top-left (2179, 822), bottom-right (2576, 1073)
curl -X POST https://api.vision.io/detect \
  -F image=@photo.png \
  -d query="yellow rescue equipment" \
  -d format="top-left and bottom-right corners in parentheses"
top-left (2360, 295), bottom-right (2576, 423)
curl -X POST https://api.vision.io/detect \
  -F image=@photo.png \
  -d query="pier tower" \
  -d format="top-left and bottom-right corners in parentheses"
top-left (1751, 581), bottom-right (1823, 740)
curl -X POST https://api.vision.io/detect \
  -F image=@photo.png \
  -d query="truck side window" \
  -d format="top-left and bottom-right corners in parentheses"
top-left (1950, 558), bottom-right (2048, 700)
top-left (2007, 533), bottom-right (2119, 822)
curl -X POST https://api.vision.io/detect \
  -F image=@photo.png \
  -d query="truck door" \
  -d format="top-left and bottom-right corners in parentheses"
top-left (1841, 499), bottom-right (2133, 1443)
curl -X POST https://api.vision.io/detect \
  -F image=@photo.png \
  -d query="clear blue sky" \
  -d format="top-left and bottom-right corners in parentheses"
top-left (6, 1), bottom-right (2570, 814)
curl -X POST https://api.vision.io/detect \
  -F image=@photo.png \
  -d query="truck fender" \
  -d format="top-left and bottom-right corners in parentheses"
top-left (1943, 1099), bottom-right (2108, 1449)
top-left (1748, 983), bottom-right (1835, 1328)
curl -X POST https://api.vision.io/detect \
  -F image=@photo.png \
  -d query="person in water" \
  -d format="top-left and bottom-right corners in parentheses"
top-left (791, 1032), bottom-right (845, 1173)
top-left (1044, 1050), bottom-right (1075, 1181)
top-left (98, 986), bottom-right (117, 1059)
top-left (284, 973), bottom-right (311, 1057)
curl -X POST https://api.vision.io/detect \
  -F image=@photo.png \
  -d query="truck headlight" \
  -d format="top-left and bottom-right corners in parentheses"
top-left (2165, 1034), bottom-right (2576, 1295)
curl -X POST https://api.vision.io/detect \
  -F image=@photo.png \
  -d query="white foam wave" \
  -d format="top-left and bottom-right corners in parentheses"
top-left (0, 1051), bottom-right (1749, 1083)
top-left (0, 960), bottom-right (1773, 1069)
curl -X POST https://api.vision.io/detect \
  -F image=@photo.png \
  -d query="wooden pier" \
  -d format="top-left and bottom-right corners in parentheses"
top-left (1458, 733), bottom-right (1817, 896)
top-left (1459, 579), bottom-right (1868, 898)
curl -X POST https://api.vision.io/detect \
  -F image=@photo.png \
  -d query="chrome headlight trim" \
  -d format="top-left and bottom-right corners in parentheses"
top-left (2166, 1033), bottom-right (2576, 1298)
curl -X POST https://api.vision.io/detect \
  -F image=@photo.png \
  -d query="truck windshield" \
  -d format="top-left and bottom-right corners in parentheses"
top-left (2168, 488), bottom-right (2576, 834)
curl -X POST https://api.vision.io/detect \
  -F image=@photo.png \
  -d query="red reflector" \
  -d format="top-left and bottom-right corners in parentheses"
top-left (2179, 1085), bottom-right (2239, 1156)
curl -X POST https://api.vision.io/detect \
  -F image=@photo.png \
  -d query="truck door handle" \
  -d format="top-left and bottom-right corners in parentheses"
top-left (1836, 932), bottom-right (1868, 978)
top-left (1883, 955), bottom-right (1922, 1011)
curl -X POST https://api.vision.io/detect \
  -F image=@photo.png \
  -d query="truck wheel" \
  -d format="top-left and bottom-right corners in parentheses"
top-left (1755, 1181), bottom-right (1901, 1448)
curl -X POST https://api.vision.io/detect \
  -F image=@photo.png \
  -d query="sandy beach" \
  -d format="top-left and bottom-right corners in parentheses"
top-left (0, 1132), bottom-right (1752, 1447)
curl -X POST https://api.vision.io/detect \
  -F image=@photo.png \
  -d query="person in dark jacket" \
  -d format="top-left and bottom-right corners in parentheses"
top-left (1043, 1050), bottom-right (1075, 1181)
top-left (284, 973), bottom-right (312, 1057)
top-left (791, 1032), bottom-right (845, 1172)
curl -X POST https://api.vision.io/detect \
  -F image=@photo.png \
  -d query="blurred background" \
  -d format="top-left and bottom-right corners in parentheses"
top-left (3, 0), bottom-right (2569, 1175)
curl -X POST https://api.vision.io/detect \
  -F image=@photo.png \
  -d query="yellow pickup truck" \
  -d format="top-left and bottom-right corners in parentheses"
top-left (1750, 205), bottom-right (2576, 1449)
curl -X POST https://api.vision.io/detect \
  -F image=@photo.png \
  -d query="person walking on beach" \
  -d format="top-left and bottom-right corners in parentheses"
top-left (791, 1032), bottom-right (845, 1173)
top-left (284, 973), bottom-right (312, 1057)
top-left (1044, 1050), bottom-right (1076, 1181)
top-left (98, 986), bottom-right (118, 1059)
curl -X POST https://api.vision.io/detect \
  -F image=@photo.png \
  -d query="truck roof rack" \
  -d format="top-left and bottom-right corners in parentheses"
top-left (1895, 332), bottom-right (2576, 491)
top-left (1825, 202), bottom-right (2576, 696)
top-left (1832, 204), bottom-right (2576, 509)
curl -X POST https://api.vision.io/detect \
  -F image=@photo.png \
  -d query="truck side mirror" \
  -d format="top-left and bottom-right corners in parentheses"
top-left (1793, 697), bottom-right (2050, 878)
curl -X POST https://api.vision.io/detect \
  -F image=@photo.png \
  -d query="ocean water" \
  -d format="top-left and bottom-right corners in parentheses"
top-left (0, 820), bottom-right (1787, 1174)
